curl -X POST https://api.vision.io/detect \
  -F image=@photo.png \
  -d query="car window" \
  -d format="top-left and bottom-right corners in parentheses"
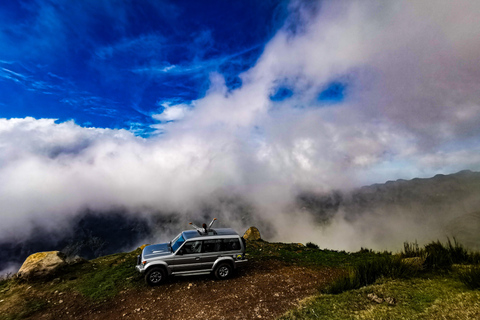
top-left (203, 239), bottom-right (222, 253)
top-left (181, 240), bottom-right (202, 254)
top-left (171, 234), bottom-right (185, 252)
top-left (222, 238), bottom-right (240, 251)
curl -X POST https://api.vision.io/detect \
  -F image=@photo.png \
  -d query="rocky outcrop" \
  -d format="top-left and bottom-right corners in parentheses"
top-left (138, 244), bottom-right (150, 250)
top-left (17, 251), bottom-right (66, 279)
top-left (243, 227), bottom-right (261, 241)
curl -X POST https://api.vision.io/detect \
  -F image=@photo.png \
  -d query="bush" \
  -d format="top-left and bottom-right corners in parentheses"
top-left (306, 242), bottom-right (319, 249)
top-left (422, 238), bottom-right (472, 271)
top-left (469, 251), bottom-right (480, 264)
top-left (446, 238), bottom-right (469, 264)
top-left (423, 241), bottom-right (452, 271)
top-left (402, 241), bottom-right (424, 258)
top-left (323, 256), bottom-right (417, 294)
top-left (459, 265), bottom-right (480, 290)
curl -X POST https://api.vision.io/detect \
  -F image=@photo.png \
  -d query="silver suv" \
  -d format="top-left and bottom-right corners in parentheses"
top-left (136, 221), bottom-right (247, 286)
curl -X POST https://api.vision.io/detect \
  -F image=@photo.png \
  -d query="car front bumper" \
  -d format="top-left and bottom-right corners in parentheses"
top-left (135, 264), bottom-right (145, 273)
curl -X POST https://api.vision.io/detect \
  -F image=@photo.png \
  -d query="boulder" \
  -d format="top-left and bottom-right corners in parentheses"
top-left (17, 251), bottom-right (66, 279)
top-left (243, 227), bottom-right (261, 241)
top-left (138, 244), bottom-right (150, 250)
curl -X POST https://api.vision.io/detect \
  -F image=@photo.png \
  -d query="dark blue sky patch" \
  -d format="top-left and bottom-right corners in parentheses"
top-left (270, 87), bottom-right (294, 102)
top-left (318, 82), bottom-right (346, 104)
top-left (0, 0), bottom-right (290, 133)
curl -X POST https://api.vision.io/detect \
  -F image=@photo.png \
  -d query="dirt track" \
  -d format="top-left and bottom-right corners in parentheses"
top-left (33, 261), bottom-right (342, 320)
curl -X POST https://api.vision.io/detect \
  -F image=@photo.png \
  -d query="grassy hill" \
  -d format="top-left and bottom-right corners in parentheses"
top-left (1, 239), bottom-right (479, 319)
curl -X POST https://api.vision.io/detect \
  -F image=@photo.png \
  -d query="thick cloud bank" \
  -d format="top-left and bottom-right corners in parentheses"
top-left (2, 1), bottom-right (480, 250)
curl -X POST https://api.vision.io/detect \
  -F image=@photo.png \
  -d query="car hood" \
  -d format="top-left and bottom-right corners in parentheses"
top-left (143, 243), bottom-right (172, 258)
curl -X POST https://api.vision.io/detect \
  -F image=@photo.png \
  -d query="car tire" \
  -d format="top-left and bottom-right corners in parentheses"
top-left (214, 263), bottom-right (232, 280)
top-left (145, 267), bottom-right (166, 286)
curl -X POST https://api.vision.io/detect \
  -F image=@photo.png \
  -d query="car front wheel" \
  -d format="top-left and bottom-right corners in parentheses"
top-left (145, 267), bottom-right (166, 286)
top-left (214, 263), bottom-right (232, 280)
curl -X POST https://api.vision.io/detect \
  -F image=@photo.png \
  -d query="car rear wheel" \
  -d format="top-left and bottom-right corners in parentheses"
top-left (214, 263), bottom-right (232, 280)
top-left (145, 267), bottom-right (166, 286)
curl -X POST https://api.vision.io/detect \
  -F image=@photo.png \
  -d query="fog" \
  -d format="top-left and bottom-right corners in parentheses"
top-left (2, 1), bottom-right (480, 258)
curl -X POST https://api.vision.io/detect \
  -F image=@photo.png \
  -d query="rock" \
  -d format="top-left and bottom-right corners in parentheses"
top-left (243, 227), bottom-right (261, 241)
top-left (384, 297), bottom-right (396, 305)
top-left (367, 293), bottom-right (396, 305)
top-left (17, 251), bottom-right (66, 279)
top-left (138, 244), bottom-right (150, 250)
top-left (367, 293), bottom-right (384, 304)
top-left (65, 255), bottom-right (87, 265)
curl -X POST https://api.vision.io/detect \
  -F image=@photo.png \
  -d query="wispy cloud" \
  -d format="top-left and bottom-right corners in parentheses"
top-left (0, 60), bottom-right (125, 120)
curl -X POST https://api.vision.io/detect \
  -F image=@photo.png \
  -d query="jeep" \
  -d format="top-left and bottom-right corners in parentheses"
top-left (136, 219), bottom-right (247, 285)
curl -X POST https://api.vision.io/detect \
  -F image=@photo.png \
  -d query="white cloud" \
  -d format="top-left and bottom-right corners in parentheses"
top-left (152, 102), bottom-right (191, 122)
top-left (2, 0), bottom-right (480, 249)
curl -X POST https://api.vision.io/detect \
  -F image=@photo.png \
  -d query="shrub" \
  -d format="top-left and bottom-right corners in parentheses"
top-left (323, 270), bottom-right (360, 294)
top-left (423, 241), bottom-right (452, 271)
top-left (459, 265), bottom-right (480, 290)
top-left (323, 256), bottom-right (417, 294)
top-left (469, 251), bottom-right (480, 264)
top-left (306, 242), bottom-right (319, 249)
top-left (446, 238), bottom-right (469, 264)
top-left (402, 240), bottom-right (424, 258)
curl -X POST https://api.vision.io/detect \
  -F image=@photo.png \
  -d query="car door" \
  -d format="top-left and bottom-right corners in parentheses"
top-left (172, 240), bottom-right (204, 272)
top-left (201, 239), bottom-right (223, 269)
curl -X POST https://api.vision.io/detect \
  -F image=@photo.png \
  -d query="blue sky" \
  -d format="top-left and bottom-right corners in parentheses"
top-left (0, 0), bottom-right (288, 133)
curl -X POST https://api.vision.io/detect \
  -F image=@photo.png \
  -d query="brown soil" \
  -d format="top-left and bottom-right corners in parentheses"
top-left (31, 261), bottom-right (342, 320)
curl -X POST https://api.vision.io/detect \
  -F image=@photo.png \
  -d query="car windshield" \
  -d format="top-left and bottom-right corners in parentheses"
top-left (171, 233), bottom-right (185, 252)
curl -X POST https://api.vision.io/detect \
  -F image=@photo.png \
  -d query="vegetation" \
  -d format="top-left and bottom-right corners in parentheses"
top-left (281, 238), bottom-right (480, 319)
top-left (458, 265), bottom-right (480, 290)
top-left (324, 256), bottom-right (418, 294)
top-left (305, 242), bottom-right (319, 249)
top-left (0, 248), bottom-right (143, 320)
top-left (280, 274), bottom-right (480, 320)
top-left (246, 240), bottom-right (391, 269)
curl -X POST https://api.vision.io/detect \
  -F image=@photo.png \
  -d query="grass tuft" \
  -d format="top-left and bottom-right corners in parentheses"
top-left (323, 255), bottom-right (417, 294)
top-left (424, 240), bottom-right (453, 271)
top-left (402, 240), bottom-right (424, 258)
top-left (459, 265), bottom-right (480, 290)
top-left (305, 242), bottom-right (319, 249)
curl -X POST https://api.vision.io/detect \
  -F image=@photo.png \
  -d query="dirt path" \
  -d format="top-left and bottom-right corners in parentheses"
top-left (33, 261), bottom-right (342, 320)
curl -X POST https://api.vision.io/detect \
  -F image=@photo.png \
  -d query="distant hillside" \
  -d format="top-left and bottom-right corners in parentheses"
top-left (298, 170), bottom-right (480, 249)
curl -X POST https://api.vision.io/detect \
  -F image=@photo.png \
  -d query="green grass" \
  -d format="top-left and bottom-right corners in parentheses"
top-left (71, 250), bottom-right (143, 300)
top-left (402, 238), bottom-right (477, 271)
top-left (458, 265), bottom-right (480, 290)
top-left (279, 274), bottom-right (480, 320)
top-left (2, 299), bottom-right (48, 320)
top-left (323, 256), bottom-right (418, 294)
top-left (279, 239), bottom-right (480, 319)
top-left (246, 240), bottom-right (391, 268)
